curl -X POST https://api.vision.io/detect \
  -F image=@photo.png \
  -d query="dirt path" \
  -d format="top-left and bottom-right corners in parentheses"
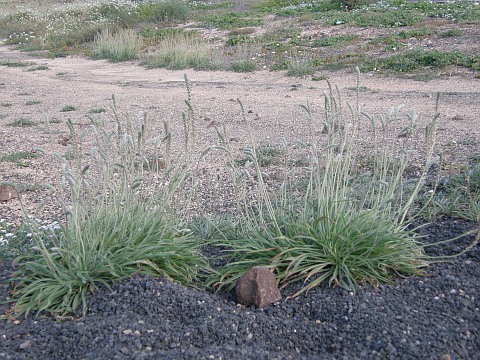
top-left (1, 44), bottom-right (479, 223)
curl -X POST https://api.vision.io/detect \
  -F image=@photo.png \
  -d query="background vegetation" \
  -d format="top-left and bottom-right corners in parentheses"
top-left (0, 0), bottom-right (479, 75)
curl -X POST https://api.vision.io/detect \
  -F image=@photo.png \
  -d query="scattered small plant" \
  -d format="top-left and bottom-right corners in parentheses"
top-left (25, 100), bottom-right (41, 106)
top-left (228, 27), bottom-right (256, 36)
top-left (27, 65), bottom-right (49, 71)
top-left (231, 60), bottom-right (256, 72)
top-left (237, 143), bottom-right (285, 167)
top-left (286, 57), bottom-right (315, 77)
top-left (89, 108), bottom-right (106, 114)
top-left (364, 49), bottom-right (474, 73)
top-left (0, 151), bottom-right (39, 163)
top-left (7, 118), bottom-right (37, 127)
top-left (204, 12), bottom-right (263, 29)
top-left (0, 60), bottom-right (30, 67)
top-left (61, 105), bottom-right (77, 112)
top-left (440, 29), bottom-right (462, 38)
top-left (313, 34), bottom-right (357, 47)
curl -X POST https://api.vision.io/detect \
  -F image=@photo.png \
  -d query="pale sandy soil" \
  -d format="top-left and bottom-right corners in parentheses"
top-left (1, 43), bottom-right (479, 224)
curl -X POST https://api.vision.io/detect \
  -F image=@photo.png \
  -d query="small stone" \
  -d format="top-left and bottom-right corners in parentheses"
top-left (134, 330), bottom-right (141, 337)
top-left (236, 266), bottom-right (281, 308)
top-left (122, 329), bottom-right (133, 335)
top-left (57, 134), bottom-right (72, 146)
top-left (0, 185), bottom-right (19, 202)
top-left (441, 355), bottom-right (451, 360)
top-left (19, 340), bottom-right (31, 350)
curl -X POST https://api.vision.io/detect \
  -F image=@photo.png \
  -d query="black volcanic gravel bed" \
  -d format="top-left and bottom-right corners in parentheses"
top-left (0, 219), bottom-right (479, 359)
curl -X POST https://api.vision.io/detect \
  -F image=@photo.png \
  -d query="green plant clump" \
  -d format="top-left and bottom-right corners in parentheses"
top-left (93, 28), bottom-right (142, 62)
top-left (231, 60), bottom-right (256, 72)
top-left (365, 49), bottom-right (474, 73)
top-left (7, 91), bottom-right (209, 318)
top-left (208, 72), bottom-right (444, 296)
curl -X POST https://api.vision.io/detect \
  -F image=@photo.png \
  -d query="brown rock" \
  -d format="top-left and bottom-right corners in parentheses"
top-left (0, 185), bottom-right (19, 202)
top-left (236, 266), bottom-right (281, 308)
top-left (58, 134), bottom-right (72, 146)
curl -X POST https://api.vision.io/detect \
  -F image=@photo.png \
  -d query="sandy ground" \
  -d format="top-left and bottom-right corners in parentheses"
top-left (1, 43), bottom-right (479, 224)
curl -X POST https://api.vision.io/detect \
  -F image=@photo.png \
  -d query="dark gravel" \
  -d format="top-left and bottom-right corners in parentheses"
top-left (0, 219), bottom-right (479, 360)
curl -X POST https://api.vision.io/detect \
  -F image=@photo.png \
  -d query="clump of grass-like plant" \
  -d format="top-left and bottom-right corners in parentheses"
top-left (208, 70), bottom-right (443, 296)
top-left (93, 28), bottom-right (142, 62)
top-left (141, 32), bottom-right (222, 70)
top-left (7, 90), bottom-right (209, 318)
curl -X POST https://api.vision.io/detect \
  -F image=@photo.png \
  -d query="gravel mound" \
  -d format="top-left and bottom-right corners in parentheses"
top-left (0, 219), bottom-right (479, 359)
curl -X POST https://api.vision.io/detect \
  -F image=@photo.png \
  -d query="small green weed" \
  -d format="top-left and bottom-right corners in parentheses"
top-left (228, 27), bottom-right (256, 36)
top-left (237, 143), bottom-right (285, 167)
top-left (440, 29), bottom-right (462, 38)
top-left (312, 75), bottom-right (327, 81)
top-left (397, 28), bottom-right (432, 39)
top-left (61, 105), bottom-right (77, 112)
top-left (204, 12), bottom-right (263, 29)
top-left (27, 65), bottom-right (49, 71)
top-left (26, 100), bottom-right (41, 106)
top-left (226, 34), bottom-right (254, 46)
top-left (313, 34), bottom-right (357, 47)
top-left (231, 60), bottom-right (256, 72)
top-left (7, 118), bottom-right (37, 127)
top-left (0, 60), bottom-right (30, 67)
top-left (0, 151), bottom-right (39, 163)
top-left (89, 108), bottom-right (106, 114)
